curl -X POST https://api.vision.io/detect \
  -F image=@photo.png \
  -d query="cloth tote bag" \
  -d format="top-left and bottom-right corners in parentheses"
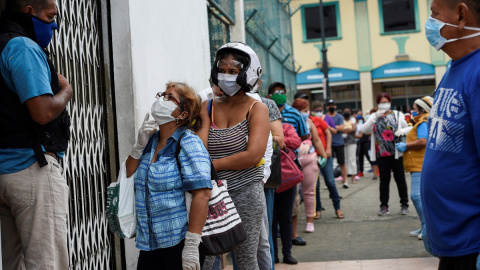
top-left (176, 132), bottom-right (247, 255)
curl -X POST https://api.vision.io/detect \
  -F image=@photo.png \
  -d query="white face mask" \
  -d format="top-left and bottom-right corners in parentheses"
top-left (151, 98), bottom-right (180, 125)
top-left (314, 111), bottom-right (323, 117)
top-left (378, 103), bottom-right (391, 111)
top-left (217, 73), bottom-right (241, 96)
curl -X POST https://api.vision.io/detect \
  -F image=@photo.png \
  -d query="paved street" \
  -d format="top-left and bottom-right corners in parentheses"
top-left (226, 163), bottom-right (438, 269)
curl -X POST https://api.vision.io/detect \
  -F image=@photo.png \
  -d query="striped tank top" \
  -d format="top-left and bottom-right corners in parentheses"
top-left (208, 100), bottom-right (265, 191)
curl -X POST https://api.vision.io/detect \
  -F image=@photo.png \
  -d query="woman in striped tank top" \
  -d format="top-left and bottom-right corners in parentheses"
top-left (198, 42), bottom-right (270, 270)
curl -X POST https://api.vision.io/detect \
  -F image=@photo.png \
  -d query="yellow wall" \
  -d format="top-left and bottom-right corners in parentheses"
top-left (291, 0), bottom-right (359, 73)
top-left (291, 0), bottom-right (449, 73)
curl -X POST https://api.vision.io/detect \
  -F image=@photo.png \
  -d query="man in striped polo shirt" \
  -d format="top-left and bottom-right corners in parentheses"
top-left (267, 82), bottom-right (310, 248)
top-left (267, 82), bottom-right (309, 140)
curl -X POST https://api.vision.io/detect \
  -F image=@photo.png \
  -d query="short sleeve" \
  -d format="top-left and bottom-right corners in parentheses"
top-left (0, 37), bottom-right (52, 103)
top-left (319, 118), bottom-right (329, 131)
top-left (261, 98), bottom-right (282, 122)
top-left (335, 115), bottom-right (344, 125)
top-left (178, 132), bottom-right (213, 191)
top-left (417, 122), bottom-right (428, 139)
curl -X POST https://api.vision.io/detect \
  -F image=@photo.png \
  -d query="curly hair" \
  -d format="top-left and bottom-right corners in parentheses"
top-left (165, 82), bottom-right (203, 132)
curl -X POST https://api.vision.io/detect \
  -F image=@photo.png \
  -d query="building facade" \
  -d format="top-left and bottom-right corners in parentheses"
top-left (291, 0), bottom-right (448, 112)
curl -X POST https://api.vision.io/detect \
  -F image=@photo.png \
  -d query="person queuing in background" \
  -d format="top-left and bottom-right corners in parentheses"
top-left (126, 82), bottom-right (212, 269)
top-left (341, 106), bottom-right (358, 186)
top-left (395, 96), bottom-right (432, 240)
top-left (362, 92), bottom-right (410, 216)
top-left (271, 123), bottom-right (302, 265)
top-left (422, 0), bottom-right (480, 268)
top-left (199, 42), bottom-right (270, 269)
top-left (355, 112), bottom-right (378, 180)
top-left (311, 100), bottom-right (342, 219)
top-left (325, 100), bottom-right (349, 188)
top-left (267, 83), bottom-right (309, 248)
top-left (292, 98), bottom-right (327, 233)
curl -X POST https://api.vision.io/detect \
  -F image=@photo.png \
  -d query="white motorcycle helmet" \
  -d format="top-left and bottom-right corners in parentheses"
top-left (210, 42), bottom-right (263, 94)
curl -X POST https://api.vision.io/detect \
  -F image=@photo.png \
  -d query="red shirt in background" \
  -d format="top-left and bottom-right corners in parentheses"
top-left (310, 116), bottom-right (328, 150)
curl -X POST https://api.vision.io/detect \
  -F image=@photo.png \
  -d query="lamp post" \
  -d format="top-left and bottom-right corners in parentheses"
top-left (319, 0), bottom-right (331, 100)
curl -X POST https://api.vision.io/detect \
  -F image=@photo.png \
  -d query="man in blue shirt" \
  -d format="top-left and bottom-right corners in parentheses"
top-left (0, 0), bottom-right (72, 269)
top-left (267, 82), bottom-right (310, 254)
top-left (268, 82), bottom-right (309, 140)
top-left (422, 0), bottom-right (480, 268)
top-left (325, 99), bottom-right (349, 188)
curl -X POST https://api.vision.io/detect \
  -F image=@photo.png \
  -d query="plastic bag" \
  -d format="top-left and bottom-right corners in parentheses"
top-left (106, 161), bottom-right (136, 238)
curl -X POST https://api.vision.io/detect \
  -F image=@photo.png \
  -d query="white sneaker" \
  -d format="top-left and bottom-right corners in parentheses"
top-left (410, 229), bottom-right (422, 237)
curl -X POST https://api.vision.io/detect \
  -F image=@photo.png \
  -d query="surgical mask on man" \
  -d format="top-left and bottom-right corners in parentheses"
top-left (378, 103), bottom-right (391, 111)
top-left (217, 73), bottom-right (241, 96)
top-left (32, 16), bottom-right (58, 48)
top-left (151, 98), bottom-right (180, 125)
top-left (425, 16), bottom-right (480, 50)
top-left (314, 111), bottom-right (323, 117)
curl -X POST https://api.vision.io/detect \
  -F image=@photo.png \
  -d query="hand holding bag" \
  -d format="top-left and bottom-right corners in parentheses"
top-left (176, 132), bottom-right (247, 256)
top-left (106, 160), bottom-right (136, 239)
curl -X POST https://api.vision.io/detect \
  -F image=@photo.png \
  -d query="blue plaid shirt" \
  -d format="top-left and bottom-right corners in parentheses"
top-left (134, 127), bottom-right (212, 250)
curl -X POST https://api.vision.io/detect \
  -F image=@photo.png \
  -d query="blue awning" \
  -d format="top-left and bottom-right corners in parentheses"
top-left (296, 67), bottom-right (360, 85)
top-left (371, 61), bottom-right (435, 79)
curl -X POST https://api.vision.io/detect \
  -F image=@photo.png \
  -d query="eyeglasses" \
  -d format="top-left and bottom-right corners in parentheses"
top-left (155, 92), bottom-right (181, 107)
top-left (272, 90), bottom-right (285, 95)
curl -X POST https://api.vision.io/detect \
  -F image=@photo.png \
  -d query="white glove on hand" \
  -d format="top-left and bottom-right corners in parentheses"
top-left (375, 109), bottom-right (386, 118)
top-left (395, 127), bottom-right (412, 137)
top-left (182, 231), bottom-right (201, 270)
top-left (130, 113), bottom-right (157, 159)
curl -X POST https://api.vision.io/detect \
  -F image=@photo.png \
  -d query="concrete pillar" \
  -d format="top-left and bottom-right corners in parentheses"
top-left (434, 66), bottom-right (447, 88)
top-left (360, 72), bottom-right (374, 113)
top-left (230, 0), bottom-right (246, 42)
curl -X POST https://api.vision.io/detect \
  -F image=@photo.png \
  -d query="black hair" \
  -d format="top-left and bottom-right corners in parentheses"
top-left (5, 0), bottom-right (49, 12)
top-left (342, 106), bottom-right (351, 112)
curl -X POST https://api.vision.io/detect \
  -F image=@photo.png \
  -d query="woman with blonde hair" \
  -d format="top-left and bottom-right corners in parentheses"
top-left (126, 82), bottom-right (212, 269)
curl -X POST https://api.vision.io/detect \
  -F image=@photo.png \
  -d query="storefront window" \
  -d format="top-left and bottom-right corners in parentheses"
top-left (301, 2), bottom-right (341, 42)
top-left (379, 0), bottom-right (419, 34)
top-left (381, 79), bottom-right (435, 111)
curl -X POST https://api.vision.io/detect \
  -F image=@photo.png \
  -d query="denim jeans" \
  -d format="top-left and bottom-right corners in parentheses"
top-left (316, 157), bottom-right (341, 211)
top-left (410, 172), bottom-right (424, 229)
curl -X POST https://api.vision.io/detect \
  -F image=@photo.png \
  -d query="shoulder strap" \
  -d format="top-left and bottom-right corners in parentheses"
top-left (246, 101), bottom-right (259, 120)
top-left (209, 99), bottom-right (214, 124)
top-left (175, 131), bottom-right (187, 171)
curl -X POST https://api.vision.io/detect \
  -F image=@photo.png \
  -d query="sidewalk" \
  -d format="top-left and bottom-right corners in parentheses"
top-left (224, 163), bottom-right (437, 269)
top-left (224, 257), bottom-right (438, 270)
